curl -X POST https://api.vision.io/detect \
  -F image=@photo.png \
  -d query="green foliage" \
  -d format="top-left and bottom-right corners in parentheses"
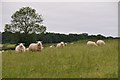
top-left (2, 44), bottom-right (16, 50)
top-left (4, 7), bottom-right (46, 46)
top-left (2, 32), bottom-right (19, 44)
top-left (4, 7), bottom-right (46, 34)
top-left (2, 31), bottom-right (116, 46)
top-left (2, 39), bottom-right (118, 78)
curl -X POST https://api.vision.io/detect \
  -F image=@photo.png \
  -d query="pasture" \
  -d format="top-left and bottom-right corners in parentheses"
top-left (2, 39), bottom-right (118, 78)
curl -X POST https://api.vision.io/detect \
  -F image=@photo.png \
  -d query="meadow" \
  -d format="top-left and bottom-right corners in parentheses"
top-left (2, 39), bottom-right (118, 78)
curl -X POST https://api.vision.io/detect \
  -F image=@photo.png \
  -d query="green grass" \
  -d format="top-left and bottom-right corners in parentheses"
top-left (2, 39), bottom-right (118, 78)
top-left (0, 52), bottom-right (1, 79)
top-left (2, 44), bottom-right (16, 49)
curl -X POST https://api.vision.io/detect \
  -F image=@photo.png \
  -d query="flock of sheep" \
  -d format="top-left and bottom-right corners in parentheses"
top-left (87, 40), bottom-right (105, 46)
top-left (15, 40), bottom-right (105, 53)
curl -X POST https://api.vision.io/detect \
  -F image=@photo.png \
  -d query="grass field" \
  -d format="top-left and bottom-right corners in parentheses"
top-left (2, 39), bottom-right (118, 78)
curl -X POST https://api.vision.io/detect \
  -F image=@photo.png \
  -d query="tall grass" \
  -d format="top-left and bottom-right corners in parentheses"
top-left (2, 39), bottom-right (118, 78)
top-left (0, 52), bottom-right (2, 79)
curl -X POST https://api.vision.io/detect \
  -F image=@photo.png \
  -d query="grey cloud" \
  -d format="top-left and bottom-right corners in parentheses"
top-left (1, 2), bottom-right (118, 37)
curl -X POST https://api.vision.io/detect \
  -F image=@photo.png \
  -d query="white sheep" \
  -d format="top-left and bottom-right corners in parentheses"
top-left (41, 46), bottom-right (44, 50)
top-left (26, 48), bottom-right (29, 51)
top-left (56, 43), bottom-right (61, 47)
top-left (96, 40), bottom-right (105, 45)
top-left (0, 50), bottom-right (5, 53)
top-left (15, 43), bottom-right (26, 52)
top-left (65, 43), bottom-right (67, 46)
top-left (87, 41), bottom-right (97, 46)
top-left (1, 50), bottom-right (4, 53)
top-left (49, 45), bottom-right (53, 48)
top-left (56, 42), bottom-right (65, 48)
top-left (28, 41), bottom-right (43, 51)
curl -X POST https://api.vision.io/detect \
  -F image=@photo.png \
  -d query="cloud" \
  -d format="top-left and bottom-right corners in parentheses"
top-left (1, 2), bottom-right (118, 37)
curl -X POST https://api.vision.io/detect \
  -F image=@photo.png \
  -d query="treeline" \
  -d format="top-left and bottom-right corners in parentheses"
top-left (0, 31), bottom-right (118, 46)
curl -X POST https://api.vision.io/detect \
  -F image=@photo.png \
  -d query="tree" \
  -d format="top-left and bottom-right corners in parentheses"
top-left (4, 7), bottom-right (46, 45)
top-left (97, 34), bottom-right (106, 40)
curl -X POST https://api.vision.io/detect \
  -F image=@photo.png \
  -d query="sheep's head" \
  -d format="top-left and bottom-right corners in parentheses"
top-left (19, 43), bottom-right (24, 48)
top-left (60, 42), bottom-right (64, 46)
top-left (37, 41), bottom-right (42, 46)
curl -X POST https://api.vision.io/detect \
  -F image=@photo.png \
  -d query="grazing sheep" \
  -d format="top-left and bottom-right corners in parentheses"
top-left (0, 50), bottom-right (5, 53)
top-left (65, 43), bottom-right (67, 46)
top-left (87, 41), bottom-right (97, 46)
top-left (96, 40), bottom-right (105, 45)
top-left (15, 43), bottom-right (26, 52)
top-left (56, 43), bottom-right (61, 47)
top-left (26, 48), bottom-right (29, 51)
top-left (41, 46), bottom-right (44, 50)
top-left (50, 45), bottom-right (53, 48)
top-left (56, 42), bottom-right (65, 48)
top-left (0, 50), bottom-right (4, 53)
top-left (1, 50), bottom-right (4, 53)
top-left (50, 44), bottom-right (56, 48)
top-left (29, 41), bottom-right (43, 51)
top-left (61, 42), bottom-right (65, 46)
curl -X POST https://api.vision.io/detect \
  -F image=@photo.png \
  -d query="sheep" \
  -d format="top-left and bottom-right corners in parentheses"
top-left (49, 45), bottom-right (53, 48)
top-left (26, 48), bottom-right (29, 51)
top-left (56, 43), bottom-right (61, 47)
top-left (87, 41), bottom-right (97, 46)
top-left (96, 40), bottom-right (105, 46)
top-left (65, 43), bottom-right (67, 46)
top-left (0, 50), bottom-right (4, 54)
top-left (61, 42), bottom-right (65, 46)
top-left (50, 44), bottom-right (56, 48)
top-left (56, 42), bottom-right (65, 48)
top-left (28, 41), bottom-right (43, 52)
top-left (0, 50), bottom-right (5, 53)
top-left (1, 50), bottom-right (4, 53)
top-left (41, 46), bottom-right (44, 50)
top-left (15, 43), bottom-right (26, 52)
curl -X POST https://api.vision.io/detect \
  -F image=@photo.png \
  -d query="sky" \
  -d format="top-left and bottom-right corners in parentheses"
top-left (0, 1), bottom-right (118, 37)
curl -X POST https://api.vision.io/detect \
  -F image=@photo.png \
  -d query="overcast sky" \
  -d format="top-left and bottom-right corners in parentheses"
top-left (0, 2), bottom-right (118, 37)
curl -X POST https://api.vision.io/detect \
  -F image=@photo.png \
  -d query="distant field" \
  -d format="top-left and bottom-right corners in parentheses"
top-left (2, 39), bottom-right (118, 78)
top-left (1, 44), bottom-right (16, 50)
top-left (0, 52), bottom-right (1, 79)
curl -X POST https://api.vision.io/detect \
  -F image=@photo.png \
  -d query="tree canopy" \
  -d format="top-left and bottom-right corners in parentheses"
top-left (4, 7), bottom-right (46, 45)
top-left (4, 7), bottom-right (46, 34)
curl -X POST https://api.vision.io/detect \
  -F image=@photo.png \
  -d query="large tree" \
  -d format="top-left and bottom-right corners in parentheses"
top-left (4, 7), bottom-right (46, 45)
